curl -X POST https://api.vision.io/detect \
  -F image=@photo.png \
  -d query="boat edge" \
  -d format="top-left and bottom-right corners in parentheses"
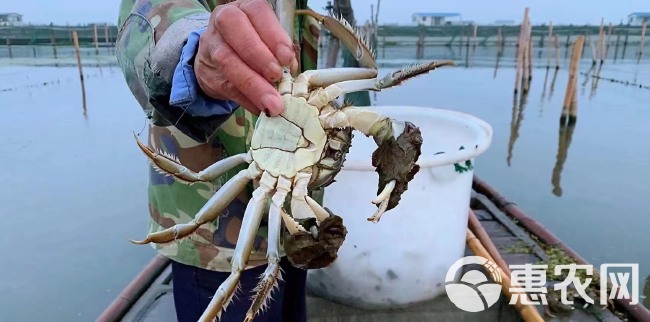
top-left (472, 175), bottom-right (650, 322)
top-left (96, 254), bottom-right (171, 322)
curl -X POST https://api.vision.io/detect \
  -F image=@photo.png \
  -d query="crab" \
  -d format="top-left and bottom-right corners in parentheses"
top-left (129, 7), bottom-right (455, 322)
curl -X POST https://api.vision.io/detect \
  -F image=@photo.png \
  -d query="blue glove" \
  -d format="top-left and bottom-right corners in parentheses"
top-left (169, 27), bottom-right (239, 118)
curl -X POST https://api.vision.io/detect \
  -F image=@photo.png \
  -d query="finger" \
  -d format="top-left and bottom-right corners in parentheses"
top-left (238, 0), bottom-right (297, 68)
top-left (214, 39), bottom-right (284, 116)
top-left (214, 5), bottom-right (282, 82)
top-left (222, 80), bottom-right (260, 116)
top-left (194, 58), bottom-right (259, 114)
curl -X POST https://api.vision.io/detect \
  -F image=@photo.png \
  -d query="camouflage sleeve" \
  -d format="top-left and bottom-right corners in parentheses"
top-left (116, 0), bottom-right (234, 142)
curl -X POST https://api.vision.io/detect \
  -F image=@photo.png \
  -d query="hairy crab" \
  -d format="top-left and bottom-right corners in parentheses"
top-left (130, 5), bottom-right (455, 322)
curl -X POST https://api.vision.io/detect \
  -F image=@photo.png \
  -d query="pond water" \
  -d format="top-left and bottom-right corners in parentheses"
top-left (0, 49), bottom-right (649, 321)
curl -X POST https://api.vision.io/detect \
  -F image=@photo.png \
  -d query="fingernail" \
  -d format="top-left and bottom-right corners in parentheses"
top-left (276, 45), bottom-right (295, 66)
top-left (261, 94), bottom-right (282, 115)
top-left (266, 61), bottom-right (281, 82)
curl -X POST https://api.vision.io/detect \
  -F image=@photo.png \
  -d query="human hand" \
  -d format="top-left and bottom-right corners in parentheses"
top-left (194, 0), bottom-right (298, 117)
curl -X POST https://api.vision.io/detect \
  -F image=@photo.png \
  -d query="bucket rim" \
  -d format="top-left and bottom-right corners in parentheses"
top-left (341, 106), bottom-right (493, 171)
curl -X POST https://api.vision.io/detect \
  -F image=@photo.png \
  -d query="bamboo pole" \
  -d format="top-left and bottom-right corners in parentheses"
top-left (494, 29), bottom-right (503, 78)
top-left (497, 27), bottom-right (503, 56)
top-left (588, 34), bottom-right (597, 66)
top-left (564, 32), bottom-right (571, 58)
top-left (527, 21), bottom-right (533, 82)
top-left (467, 211), bottom-right (509, 271)
top-left (465, 31), bottom-right (470, 67)
top-left (465, 224), bottom-right (545, 322)
top-left (614, 30), bottom-right (621, 62)
top-left (50, 32), bottom-right (58, 59)
top-left (605, 23), bottom-right (612, 61)
top-left (375, 0), bottom-right (380, 24)
top-left (93, 24), bottom-right (99, 55)
top-left (561, 35), bottom-right (585, 124)
top-left (73, 32), bottom-right (84, 80)
top-left (569, 85), bottom-right (578, 124)
top-left (472, 24), bottom-right (478, 59)
top-left (546, 22), bottom-right (553, 69)
top-left (104, 23), bottom-right (109, 43)
top-left (514, 8), bottom-right (529, 95)
top-left (416, 27), bottom-right (425, 59)
top-left (5, 37), bottom-right (12, 59)
top-left (72, 31), bottom-right (88, 117)
top-left (598, 18), bottom-right (605, 63)
top-left (521, 20), bottom-right (532, 93)
top-left (638, 22), bottom-right (647, 64)
top-left (622, 30), bottom-right (629, 59)
top-left (554, 34), bottom-right (560, 69)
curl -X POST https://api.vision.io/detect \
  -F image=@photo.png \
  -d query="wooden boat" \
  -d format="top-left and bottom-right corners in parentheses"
top-left (96, 176), bottom-right (650, 322)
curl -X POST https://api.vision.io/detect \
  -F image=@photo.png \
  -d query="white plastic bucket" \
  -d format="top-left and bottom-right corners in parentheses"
top-left (306, 106), bottom-right (493, 309)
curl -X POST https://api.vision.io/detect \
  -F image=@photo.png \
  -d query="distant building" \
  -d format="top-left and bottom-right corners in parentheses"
top-left (628, 12), bottom-right (650, 26)
top-left (412, 13), bottom-right (461, 26)
top-left (0, 13), bottom-right (23, 26)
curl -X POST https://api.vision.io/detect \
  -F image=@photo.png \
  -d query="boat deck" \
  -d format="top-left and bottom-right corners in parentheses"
top-left (103, 183), bottom-right (637, 322)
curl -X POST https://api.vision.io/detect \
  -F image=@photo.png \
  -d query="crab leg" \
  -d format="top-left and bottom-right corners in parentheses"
top-left (290, 172), bottom-right (316, 221)
top-left (295, 9), bottom-right (377, 69)
top-left (305, 195), bottom-right (331, 223)
top-left (308, 60), bottom-right (456, 107)
top-left (281, 209), bottom-right (308, 235)
top-left (292, 68), bottom-right (377, 97)
top-left (244, 176), bottom-right (291, 322)
top-left (134, 133), bottom-right (252, 183)
top-left (199, 171), bottom-right (277, 322)
top-left (130, 163), bottom-right (261, 245)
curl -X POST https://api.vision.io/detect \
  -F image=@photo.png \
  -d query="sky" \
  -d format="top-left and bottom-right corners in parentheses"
top-left (2, 0), bottom-right (648, 26)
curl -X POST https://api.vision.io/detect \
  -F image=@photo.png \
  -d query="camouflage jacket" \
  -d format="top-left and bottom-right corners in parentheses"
top-left (116, 0), bottom-right (321, 271)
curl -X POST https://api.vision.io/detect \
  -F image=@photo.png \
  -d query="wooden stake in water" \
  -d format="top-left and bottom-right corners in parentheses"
top-left (514, 7), bottom-right (529, 95)
top-left (497, 27), bottom-right (503, 56)
top-left (605, 23), bottom-right (612, 61)
top-left (614, 30), bottom-right (621, 62)
top-left (471, 24), bottom-right (477, 59)
top-left (638, 22), bottom-right (647, 64)
top-left (104, 23), bottom-right (109, 44)
top-left (50, 32), bottom-right (58, 59)
top-left (72, 31), bottom-right (88, 117)
top-left (546, 22), bottom-right (553, 69)
top-left (554, 34), bottom-right (560, 69)
top-left (521, 21), bottom-right (532, 94)
top-left (416, 26), bottom-right (425, 59)
top-left (622, 30), bottom-right (629, 59)
top-left (5, 37), bottom-right (12, 59)
top-left (561, 35), bottom-right (585, 124)
top-left (527, 21), bottom-right (533, 82)
top-left (93, 24), bottom-right (99, 55)
top-left (588, 34), bottom-right (597, 66)
top-left (598, 18), bottom-right (605, 64)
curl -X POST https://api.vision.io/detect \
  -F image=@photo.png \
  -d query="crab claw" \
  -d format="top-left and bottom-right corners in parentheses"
top-left (282, 208), bottom-right (348, 270)
top-left (368, 180), bottom-right (396, 223)
top-left (370, 121), bottom-right (423, 221)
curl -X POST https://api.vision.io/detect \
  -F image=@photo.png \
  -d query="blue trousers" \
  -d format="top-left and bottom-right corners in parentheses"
top-left (171, 257), bottom-right (307, 322)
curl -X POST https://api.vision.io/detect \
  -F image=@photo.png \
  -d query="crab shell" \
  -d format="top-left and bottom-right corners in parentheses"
top-left (251, 94), bottom-right (352, 190)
